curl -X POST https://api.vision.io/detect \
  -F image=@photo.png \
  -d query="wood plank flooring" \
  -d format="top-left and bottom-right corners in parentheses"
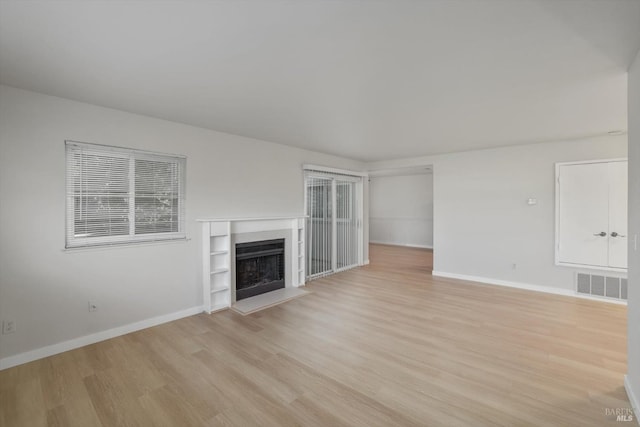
top-left (0, 244), bottom-right (631, 426)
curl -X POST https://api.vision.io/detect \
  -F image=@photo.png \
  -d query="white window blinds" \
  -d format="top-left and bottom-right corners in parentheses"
top-left (65, 141), bottom-right (186, 248)
top-left (304, 168), bottom-right (363, 280)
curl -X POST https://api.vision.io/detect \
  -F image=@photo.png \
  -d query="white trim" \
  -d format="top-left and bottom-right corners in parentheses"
top-left (370, 240), bottom-right (433, 249)
top-left (302, 163), bottom-right (368, 177)
top-left (364, 259), bottom-right (370, 265)
top-left (555, 158), bottom-right (628, 168)
top-left (625, 375), bottom-right (640, 425)
top-left (431, 271), bottom-right (627, 305)
top-left (0, 306), bottom-right (202, 371)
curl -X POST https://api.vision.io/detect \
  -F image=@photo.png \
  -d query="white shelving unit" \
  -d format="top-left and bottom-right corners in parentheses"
top-left (296, 218), bottom-right (306, 286)
top-left (202, 221), bottom-right (231, 313)
top-left (199, 216), bottom-right (307, 314)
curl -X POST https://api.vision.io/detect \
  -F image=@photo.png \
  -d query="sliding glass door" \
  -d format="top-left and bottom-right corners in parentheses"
top-left (306, 176), bottom-right (333, 277)
top-left (305, 171), bottom-right (362, 280)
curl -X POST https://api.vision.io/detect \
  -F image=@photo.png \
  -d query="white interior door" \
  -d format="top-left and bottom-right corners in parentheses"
top-left (608, 161), bottom-right (628, 269)
top-left (558, 162), bottom-right (609, 267)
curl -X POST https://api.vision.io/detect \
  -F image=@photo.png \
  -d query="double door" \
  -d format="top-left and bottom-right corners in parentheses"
top-left (305, 173), bottom-right (363, 279)
top-left (556, 160), bottom-right (627, 269)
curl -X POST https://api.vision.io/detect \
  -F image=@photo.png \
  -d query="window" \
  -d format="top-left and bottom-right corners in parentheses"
top-left (65, 141), bottom-right (186, 248)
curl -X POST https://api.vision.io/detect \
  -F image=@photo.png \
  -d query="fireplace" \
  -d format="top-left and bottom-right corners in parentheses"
top-left (235, 239), bottom-right (285, 301)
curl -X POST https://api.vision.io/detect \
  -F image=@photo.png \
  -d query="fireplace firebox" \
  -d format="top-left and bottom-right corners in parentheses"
top-left (235, 239), bottom-right (285, 301)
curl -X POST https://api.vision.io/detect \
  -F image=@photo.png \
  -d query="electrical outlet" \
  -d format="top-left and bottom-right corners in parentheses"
top-left (2, 320), bottom-right (16, 334)
top-left (88, 301), bottom-right (98, 312)
top-left (511, 263), bottom-right (517, 270)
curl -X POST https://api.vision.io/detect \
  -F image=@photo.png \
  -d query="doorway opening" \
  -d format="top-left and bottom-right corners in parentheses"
top-left (368, 165), bottom-right (434, 273)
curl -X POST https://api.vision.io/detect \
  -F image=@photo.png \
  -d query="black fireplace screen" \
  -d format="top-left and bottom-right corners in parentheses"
top-left (235, 239), bottom-right (285, 301)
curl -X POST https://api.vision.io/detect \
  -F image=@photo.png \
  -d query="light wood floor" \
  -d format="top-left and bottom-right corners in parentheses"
top-left (0, 244), bottom-right (630, 426)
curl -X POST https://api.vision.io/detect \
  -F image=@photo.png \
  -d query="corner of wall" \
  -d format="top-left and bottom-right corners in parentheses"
top-left (626, 46), bottom-right (640, 420)
top-left (625, 375), bottom-right (640, 425)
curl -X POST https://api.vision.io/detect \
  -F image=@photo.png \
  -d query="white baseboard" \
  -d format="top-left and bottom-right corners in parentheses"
top-left (625, 375), bottom-right (640, 425)
top-left (370, 240), bottom-right (433, 249)
top-left (431, 271), bottom-right (627, 305)
top-left (0, 306), bottom-right (203, 371)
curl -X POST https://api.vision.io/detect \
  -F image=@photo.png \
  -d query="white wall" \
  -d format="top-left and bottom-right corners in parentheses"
top-left (369, 173), bottom-right (433, 248)
top-left (431, 137), bottom-right (627, 290)
top-left (367, 134), bottom-right (628, 293)
top-left (626, 49), bottom-right (640, 417)
top-left (0, 85), bottom-right (364, 365)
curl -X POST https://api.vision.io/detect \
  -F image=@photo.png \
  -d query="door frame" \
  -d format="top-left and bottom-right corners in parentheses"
top-left (303, 165), bottom-right (366, 280)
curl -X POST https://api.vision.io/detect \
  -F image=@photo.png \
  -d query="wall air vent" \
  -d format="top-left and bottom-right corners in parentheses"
top-left (576, 273), bottom-right (627, 301)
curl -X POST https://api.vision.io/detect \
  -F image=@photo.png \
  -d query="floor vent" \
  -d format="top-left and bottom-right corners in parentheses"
top-left (576, 273), bottom-right (627, 300)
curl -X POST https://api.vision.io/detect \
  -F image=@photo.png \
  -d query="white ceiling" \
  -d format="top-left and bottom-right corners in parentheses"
top-left (1, 1), bottom-right (639, 162)
top-left (369, 166), bottom-right (432, 177)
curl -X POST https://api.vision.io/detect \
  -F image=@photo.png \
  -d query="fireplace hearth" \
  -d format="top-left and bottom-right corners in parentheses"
top-left (235, 239), bottom-right (285, 301)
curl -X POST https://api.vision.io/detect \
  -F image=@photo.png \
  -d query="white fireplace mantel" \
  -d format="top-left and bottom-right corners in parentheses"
top-left (198, 216), bottom-right (306, 313)
top-left (197, 216), bottom-right (306, 235)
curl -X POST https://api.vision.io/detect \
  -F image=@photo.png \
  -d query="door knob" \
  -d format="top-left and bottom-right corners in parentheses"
top-left (594, 232), bottom-right (607, 237)
top-left (611, 232), bottom-right (626, 237)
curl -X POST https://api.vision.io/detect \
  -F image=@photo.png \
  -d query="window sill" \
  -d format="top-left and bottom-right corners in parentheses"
top-left (63, 237), bottom-right (190, 252)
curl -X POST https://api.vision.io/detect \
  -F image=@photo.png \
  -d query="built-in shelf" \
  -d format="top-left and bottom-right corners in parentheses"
top-left (201, 221), bottom-right (232, 314)
top-left (200, 216), bottom-right (307, 314)
top-left (297, 221), bottom-right (305, 285)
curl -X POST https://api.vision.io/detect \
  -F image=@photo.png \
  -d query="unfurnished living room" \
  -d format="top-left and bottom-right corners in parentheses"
top-left (0, 1), bottom-right (639, 426)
